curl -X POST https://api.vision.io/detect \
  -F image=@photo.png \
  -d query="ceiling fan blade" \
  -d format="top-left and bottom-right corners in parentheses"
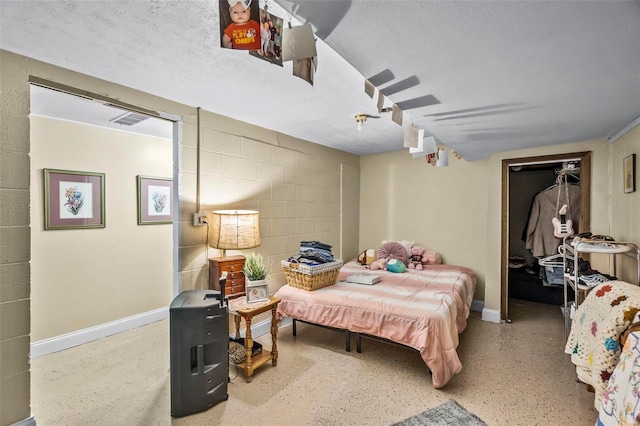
top-left (366, 114), bottom-right (381, 119)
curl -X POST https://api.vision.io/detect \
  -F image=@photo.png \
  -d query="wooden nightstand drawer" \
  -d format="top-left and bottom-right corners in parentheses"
top-left (209, 255), bottom-right (246, 297)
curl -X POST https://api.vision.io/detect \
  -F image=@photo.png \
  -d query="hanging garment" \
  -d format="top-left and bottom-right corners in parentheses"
top-left (525, 183), bottom-right (580, 257)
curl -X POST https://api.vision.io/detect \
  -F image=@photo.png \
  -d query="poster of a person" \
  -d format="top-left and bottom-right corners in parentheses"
top-left (219, 0), bottom-right (261, 51)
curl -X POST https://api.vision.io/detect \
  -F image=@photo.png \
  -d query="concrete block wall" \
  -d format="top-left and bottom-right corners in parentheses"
top-left (179, 110), bottom-right (360, 295)
top-left (1, 61), bottom-right (33, 425)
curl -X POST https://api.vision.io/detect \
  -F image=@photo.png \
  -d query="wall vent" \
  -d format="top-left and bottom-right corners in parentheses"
top-left (109, 111), bottom-right (149, 126)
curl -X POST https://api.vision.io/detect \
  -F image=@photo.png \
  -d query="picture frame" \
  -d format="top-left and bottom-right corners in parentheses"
top-left (246, 282), bottom-right (269, 303)
top-left (624, 154), bottom-right (636, 194)
top-left (137, 176), bottom-right (173, 225)
top-left (44, 168), bottom-right (105, 230)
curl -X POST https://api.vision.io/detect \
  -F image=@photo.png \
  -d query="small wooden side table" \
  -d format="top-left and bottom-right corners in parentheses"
top-left (229, 296), bottom-right (281, 383)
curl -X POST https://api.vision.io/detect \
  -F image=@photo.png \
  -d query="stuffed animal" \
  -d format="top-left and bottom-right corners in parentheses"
top-left (370, 258), bottom-right (388, 270)
top-left (357, 249), bottom-right (377, 266)
top-left (407, 245), bottom-right (442, 270)
top-left (423, 249), bottom-right (442, 265)
top-left (386, 258), bottom-right (406, 273)
top-left (408, 245), bottom-right (427, 270)
top-left (370, 241), bottom-right (408, 271)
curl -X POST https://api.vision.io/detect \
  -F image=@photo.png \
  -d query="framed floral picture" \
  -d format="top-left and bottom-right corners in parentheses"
top-left (44, 168), bottom-right (105, 230)
top-left (137, 176), bottom-right (172, 225)
top-left (624, 154), bottom-right (636, 194)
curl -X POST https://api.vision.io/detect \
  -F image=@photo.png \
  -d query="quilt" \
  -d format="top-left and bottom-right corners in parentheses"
top-left (597, 312), bottom-right (640, 425)
top-left (565, 281), bottom-right (640, 408)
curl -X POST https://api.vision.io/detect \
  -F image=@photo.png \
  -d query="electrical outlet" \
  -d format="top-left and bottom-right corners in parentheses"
top-left (193, 213), bottom-right (207, 226)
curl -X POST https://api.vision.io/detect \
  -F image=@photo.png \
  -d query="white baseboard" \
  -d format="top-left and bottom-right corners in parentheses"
top-left (30, 307), bottom-right (168, 359)
top-left (481, 307), bottom-right (501, 323)
top-left (472, 299), bottom-right (502, 323)
top-left (12, 414), bottom-right (36, 426)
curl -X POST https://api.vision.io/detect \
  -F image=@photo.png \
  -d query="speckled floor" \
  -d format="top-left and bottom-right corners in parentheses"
top-left (31, 299), bottom-right (599, 425)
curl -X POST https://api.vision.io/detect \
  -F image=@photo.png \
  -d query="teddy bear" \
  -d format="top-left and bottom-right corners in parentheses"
top-left (408, 245), bottom-right (442, 270)
top-left (408, 245), bottom-right (427, 270)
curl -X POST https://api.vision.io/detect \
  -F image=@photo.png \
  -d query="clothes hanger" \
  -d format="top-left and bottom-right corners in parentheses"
top-left (543, 174), bottom-right (562, 192)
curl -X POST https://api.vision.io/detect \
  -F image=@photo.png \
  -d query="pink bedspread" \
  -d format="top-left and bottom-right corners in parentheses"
top-left (274, 260), bottom-right (476, 388)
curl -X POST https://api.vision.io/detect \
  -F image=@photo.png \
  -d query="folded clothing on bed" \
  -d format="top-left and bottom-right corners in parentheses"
top-left (288, 240), bottom-right (336, 264)
top-left (300, 240), bottom-right (332, 251)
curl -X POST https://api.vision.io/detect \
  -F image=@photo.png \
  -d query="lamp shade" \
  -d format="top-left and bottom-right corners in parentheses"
top-left (210, 210), bottom-right (261, 250)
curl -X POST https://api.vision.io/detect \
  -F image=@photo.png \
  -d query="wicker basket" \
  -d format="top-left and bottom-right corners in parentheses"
top-left (281, 260), bottom-right (344, 291)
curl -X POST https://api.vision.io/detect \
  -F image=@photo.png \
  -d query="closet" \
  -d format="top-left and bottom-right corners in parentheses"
top-left (507, 161), bottom-right (581, 306)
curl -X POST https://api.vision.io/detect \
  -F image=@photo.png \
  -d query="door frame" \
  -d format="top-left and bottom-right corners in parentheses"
top-left (501, 151), bottom-right (591, 321)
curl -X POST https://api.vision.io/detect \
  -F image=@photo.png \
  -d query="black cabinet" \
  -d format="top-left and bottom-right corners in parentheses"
top-left (169, 290), bottom-right (228, 417)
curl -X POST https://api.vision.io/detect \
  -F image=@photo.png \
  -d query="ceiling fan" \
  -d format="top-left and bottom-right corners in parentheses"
top-left (354, 107), bottom-right (392, 131)
top-left (354, 113), bottom-right (377, 131)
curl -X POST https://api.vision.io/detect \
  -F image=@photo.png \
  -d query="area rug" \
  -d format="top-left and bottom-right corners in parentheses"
top-left (392, 399), bottom-right (488, 426)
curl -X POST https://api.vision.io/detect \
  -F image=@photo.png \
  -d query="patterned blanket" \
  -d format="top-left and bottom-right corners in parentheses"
top-left (565, 281), bottom-right (640, 408)
top-left (597, 312), bottom-right (640, 425)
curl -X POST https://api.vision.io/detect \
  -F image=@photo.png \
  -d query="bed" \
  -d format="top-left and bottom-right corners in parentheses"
top-left (274, 259), bottom-right (477, 388)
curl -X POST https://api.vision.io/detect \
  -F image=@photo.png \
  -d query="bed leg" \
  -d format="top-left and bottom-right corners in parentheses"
top-left (346, 330), bottom-right (351, 352)
top-left (292, 318), bottom-right (297, 336)
top-left (356, 333), bottom-right (361, 353)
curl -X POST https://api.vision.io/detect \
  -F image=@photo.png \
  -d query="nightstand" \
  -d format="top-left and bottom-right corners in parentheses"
top-left (209, 255), bottom-right (246, 297)
top-left (228, 296), bottom-right (281, 383)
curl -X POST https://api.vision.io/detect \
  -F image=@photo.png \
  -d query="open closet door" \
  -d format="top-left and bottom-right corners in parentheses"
top-left (501, 152), bottom-right (591, 322)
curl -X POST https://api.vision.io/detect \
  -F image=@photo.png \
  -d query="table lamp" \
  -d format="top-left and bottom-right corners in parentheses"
top-left (210, 210), bottom-right (261, 257)
top-left (209, 210), bottom-right (261, 300)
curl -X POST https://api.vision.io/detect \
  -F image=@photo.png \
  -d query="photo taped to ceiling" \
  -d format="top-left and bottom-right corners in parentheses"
top-left (249, 8), bottom-right (284, 66)
top-left (220, 0), bottom-right (261, 51)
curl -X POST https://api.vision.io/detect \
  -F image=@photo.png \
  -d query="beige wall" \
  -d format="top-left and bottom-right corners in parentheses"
top-left (609, 125), bottom-right (640, 282)
top-left (360, 138), bottom-right (615, 314)
top-left (360, 150), bottom-right (490, 299)
top-left (0, 49), bottom-right (360, 425)
top-left (29, 116), bottom-right (173, 341)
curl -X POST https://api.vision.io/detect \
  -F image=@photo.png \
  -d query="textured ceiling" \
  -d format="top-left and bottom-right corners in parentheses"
top-left (2, 0), bottom-right (639, 160)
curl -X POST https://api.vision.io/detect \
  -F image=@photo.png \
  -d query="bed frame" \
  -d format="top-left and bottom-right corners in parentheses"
top-left (291, 318), bottom-right (353, 352)
top-left (291, 318), bottom-right (424, 363)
